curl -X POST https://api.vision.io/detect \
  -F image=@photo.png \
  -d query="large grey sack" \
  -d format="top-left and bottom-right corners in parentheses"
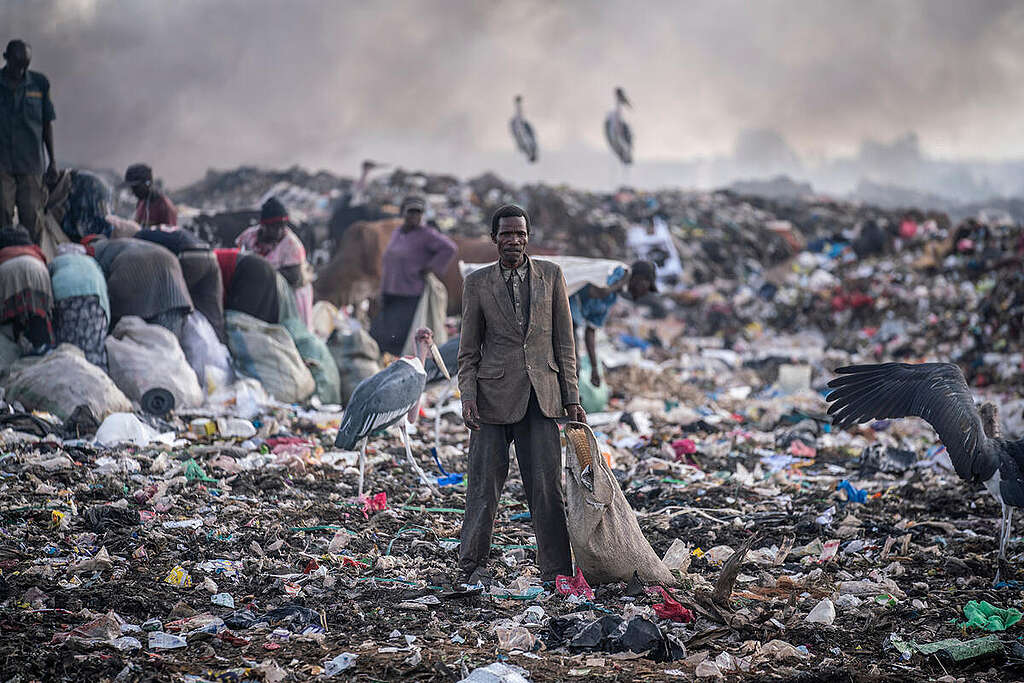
top-left (4, 344), bottom-right (132, 420)
top-left (225, 311), bottom-right (314, 404)
top-left (564, 422), bottom-right (677, 586)
top-left (106, 316), bottom-right (203, 410)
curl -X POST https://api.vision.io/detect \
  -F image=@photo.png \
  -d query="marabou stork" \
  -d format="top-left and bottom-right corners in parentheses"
top-left (424, 335), bottom-right (461, 456)
top-left (335, 327), bottom-right (449, 496)
top-left (605, 87), bottom-right (633, 166)
top-left (510, 95), bottom-right (538, 163)
top-left (826, 362), bottom-right (1024, 583)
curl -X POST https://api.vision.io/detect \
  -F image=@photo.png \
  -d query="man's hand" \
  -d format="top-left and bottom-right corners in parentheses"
top-left (589, 371), bottom-right (602, 388)
top-left (462, 399), bottom-right (481, 430)
top-left (44, 162), bottom-right (58, 186)
top-left (566, 403), bottom-right (587, 424)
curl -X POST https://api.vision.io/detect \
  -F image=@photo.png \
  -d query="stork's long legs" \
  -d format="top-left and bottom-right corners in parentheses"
top-left (433, 379), bottom-right (455, 456)
top-left (358, 437), bottom-right (367, 498)
top-left (402, 420), bottom-right (439, 494)
top-left (995, 504), bottom-right (1014, 585)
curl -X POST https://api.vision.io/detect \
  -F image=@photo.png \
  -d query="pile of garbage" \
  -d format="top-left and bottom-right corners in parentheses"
top-left (2, 312), bottom-right (1023, 681)
top-left (2, 167), bottom-right (1024, 681)
top-left (175, 166), bottom-right (1024, 388)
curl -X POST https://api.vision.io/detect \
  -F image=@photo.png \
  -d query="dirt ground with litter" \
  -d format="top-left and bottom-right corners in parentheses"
top-left (3, 362), bottom-right (1024, 682)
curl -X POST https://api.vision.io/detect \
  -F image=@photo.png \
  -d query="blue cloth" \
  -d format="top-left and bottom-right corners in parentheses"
top-left (568, 266), bottom-right (627, 328)
top-left (49, 252), bottom-right (110, 322)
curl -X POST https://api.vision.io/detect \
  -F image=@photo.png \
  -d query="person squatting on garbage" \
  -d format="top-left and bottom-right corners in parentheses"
top-left (135, 223), bottom-right (225, 343)
top-left (49, 244), bottom-right (110, 370)
top-left (370, 195), bottom-right (457, 356)
top-left (457, 204), bottom-right (586, 585)
top-left (569, 259), bottom-right (658, 388)
top-left (89, 236), bottom-right (192, 338)
top-left (0, 225), bottom-right (54, 353)
top-left (215, 248), bottom-right (281, 324)
top-left (235, 197), bottom-right (313, 328)
top-left (124, 163), bottom-right (177, 229)
top-left (0, 40), bottom-right (57, 242)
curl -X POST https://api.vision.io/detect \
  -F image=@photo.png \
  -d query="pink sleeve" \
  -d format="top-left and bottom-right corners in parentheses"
top-left (236, 226), bottom-right (257, 249)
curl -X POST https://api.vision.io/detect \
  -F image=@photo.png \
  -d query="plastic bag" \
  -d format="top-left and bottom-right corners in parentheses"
top-left (328, 326), bottom-right (381, 404)
top-left (4, 344), bottom-right (132, 420)
top-left (180, 310), bottom-right (235, 391)
top-left (281, 317), bottom-right (341, 405)
top-left (225, 311), bottom-right (314, 404)
top-left (578, 357), bottom-right (610, 413)
top-left (106, 316), bottom-right (203, 413)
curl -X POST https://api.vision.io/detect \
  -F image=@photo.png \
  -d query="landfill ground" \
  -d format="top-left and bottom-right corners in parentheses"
top-left (3, 355), bottom-right (1024, 683)
top-left (4, 168), bottom-right (1024, 682)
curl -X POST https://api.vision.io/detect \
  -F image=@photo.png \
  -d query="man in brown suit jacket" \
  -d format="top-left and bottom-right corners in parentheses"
top-left (458, 204), bottom-right (586, 584)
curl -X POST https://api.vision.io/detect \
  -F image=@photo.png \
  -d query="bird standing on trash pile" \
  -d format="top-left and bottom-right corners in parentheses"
top-left (604, 87), bottom-right (633, 166)
top-left (510, 95), bottom-right (538, 163)
top-left (335, 326), bottom-right (449, 497)
top-left (826, 362), bottom-right (1024, 583)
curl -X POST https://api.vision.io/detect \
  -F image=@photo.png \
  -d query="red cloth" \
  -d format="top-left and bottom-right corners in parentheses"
top-left (0, 244), bottom-right (46, 267)
top-left (134, 192), bottom-right (178, 228)
top-left (215, 248), bottom-right (240, 296)
top-left (649, 586), bottom-right (694, 623)
top-left (555, 568), bottom-right (594, 599)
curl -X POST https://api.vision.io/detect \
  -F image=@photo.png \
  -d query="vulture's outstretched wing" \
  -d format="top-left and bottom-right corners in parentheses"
top-left (827, 362), bottom-right (991, 481)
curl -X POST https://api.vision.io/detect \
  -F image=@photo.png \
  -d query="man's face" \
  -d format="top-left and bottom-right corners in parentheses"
top-left (4, 44), bottom-right (30, 73)
top-left (628, 274), bottom-right (653, 300)
top-left (495, 216), bottom-right (528, 265)
top-left (403, 207), bottom-right (423, 229)
top-left (129, 183), bottom-right (149, 200)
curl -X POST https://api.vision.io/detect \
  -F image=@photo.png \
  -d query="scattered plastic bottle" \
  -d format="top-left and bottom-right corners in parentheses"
top-left (147, 631), bottom-right (187, 649)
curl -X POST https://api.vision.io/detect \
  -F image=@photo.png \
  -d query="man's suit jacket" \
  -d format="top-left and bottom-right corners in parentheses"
top-left (458, 256), bottom-right (580, 424)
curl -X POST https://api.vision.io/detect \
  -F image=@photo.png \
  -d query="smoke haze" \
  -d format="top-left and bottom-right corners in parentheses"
top-left (4, 0), bottom-right (1024, 192)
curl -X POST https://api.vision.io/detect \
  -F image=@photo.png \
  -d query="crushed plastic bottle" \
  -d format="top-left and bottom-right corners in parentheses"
top-left (147, 631), bottom-right (187, 649)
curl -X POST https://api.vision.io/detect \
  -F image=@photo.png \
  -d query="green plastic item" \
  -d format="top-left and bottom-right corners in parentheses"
top-left (911, 635), bottom-right (1003, 661)
top-left (577, 357), bottom-right (610, 414)
top-left (959, 600), bottom-right (1022, 631)
top-left (182, 458), bottom-right (217, 483)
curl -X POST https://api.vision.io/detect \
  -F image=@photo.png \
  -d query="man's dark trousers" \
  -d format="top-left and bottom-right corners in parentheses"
top-left (459, 391), bottom-right (572, 581)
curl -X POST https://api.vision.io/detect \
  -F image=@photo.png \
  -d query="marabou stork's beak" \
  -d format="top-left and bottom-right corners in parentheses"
top-left (430, 342), bottom-right (451, 380)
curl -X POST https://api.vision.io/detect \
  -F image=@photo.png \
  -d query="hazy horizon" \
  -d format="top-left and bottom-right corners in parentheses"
top-left (5, 0), bottom-right (1024, 194)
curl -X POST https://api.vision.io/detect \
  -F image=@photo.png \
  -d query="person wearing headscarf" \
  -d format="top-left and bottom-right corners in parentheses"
top-left (90, 237), bottom-right (192, 338)
top-left (215, 248), bottom-right (280, 324)
top-left (49, 245), bottom-right (109, 369)
top-left (235, 197), bottom-right (312, 327)
top-left (369, 195), bottom-right (456, 355)
top-left (0, 225), bottom-right (53, 353)
top-left (124, 163), bottom-right (178, 228)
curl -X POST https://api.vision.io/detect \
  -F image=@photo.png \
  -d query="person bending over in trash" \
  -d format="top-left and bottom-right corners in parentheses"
top-left (457, 203), bottom-right (586, 586)
top-left (569, 259), bottom-right (657, 388)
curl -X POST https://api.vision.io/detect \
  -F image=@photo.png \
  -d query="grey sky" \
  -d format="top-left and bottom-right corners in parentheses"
top-left (5, 0), bottom-right (1024, 188)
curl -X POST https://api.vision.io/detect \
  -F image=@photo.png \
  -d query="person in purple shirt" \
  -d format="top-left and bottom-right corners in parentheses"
top-left (369, 195), bottom-right (457, 355)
